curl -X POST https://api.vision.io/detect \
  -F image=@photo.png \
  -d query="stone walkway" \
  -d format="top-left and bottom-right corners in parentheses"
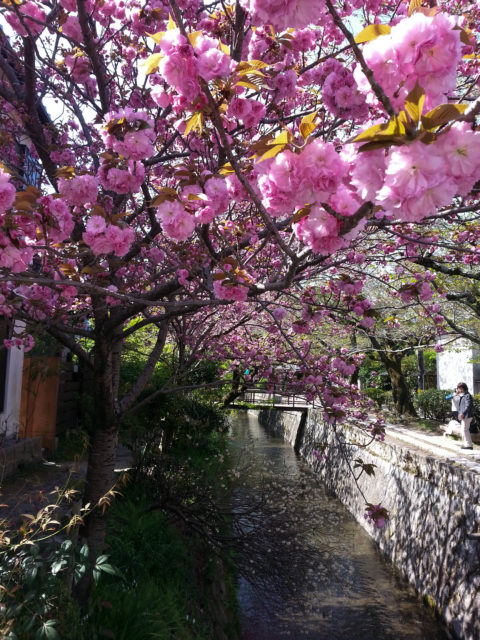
top-left (384, 423), bottom-right (480, 474)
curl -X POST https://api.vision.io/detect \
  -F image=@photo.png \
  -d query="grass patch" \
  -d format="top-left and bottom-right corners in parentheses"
top-left (86, 429), bottom-right (240, 639)
top-left (87, 480), bottom-right (238, 639)
top-left (408, 418), bottom-right (442, 433)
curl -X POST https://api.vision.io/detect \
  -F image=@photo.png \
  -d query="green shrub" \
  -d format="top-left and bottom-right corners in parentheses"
top-left (472, 393), bottom-right (480, 429)
top-left (358, 356), bottom-right (390, 391)
top-left (413, 389), bottom-right (450, 421)
top-left (363, 387), bottom-right (386, 408)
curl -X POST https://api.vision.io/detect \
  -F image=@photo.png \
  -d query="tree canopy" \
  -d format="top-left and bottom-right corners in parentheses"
top-left (0, 0), bottom-right (480, 591)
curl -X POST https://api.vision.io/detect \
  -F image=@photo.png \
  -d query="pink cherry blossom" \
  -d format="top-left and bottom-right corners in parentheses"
top-left (99, 158), bottom-right (145, 194)
top-left (5, 1), bottom-right (46, 37)
top-left (240, 0), bottom-right (326, 31)
top-left (86, 215), bottom-right (107, 235)
top-left (156, 200), bottom-right (196, 241)
top-left (214, 279), bottom-right (249, 301)
top-left (197, 46), bottom-right (232, 81)
top-left (0, 170), bottom-right (16, 215)
top-left (59, 174), bottom-right (99, 207)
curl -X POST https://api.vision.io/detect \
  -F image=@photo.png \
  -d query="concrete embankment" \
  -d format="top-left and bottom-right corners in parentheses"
top-left (254, 408), bottom-right (480, 640)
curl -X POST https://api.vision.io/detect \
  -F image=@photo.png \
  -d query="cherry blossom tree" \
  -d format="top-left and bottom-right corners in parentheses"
top-left (1, 0), bottom-right (480, 596)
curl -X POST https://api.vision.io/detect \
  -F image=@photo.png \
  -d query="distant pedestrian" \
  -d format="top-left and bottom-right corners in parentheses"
top-left (456, 382), bottom-right (474, 450)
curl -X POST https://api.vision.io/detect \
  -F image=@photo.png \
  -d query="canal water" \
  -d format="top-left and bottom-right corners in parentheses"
top-left (229, 412), bottom-right (449, 640)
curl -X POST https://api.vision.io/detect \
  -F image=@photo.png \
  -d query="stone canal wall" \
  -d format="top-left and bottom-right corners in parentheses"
top-left (255, 408), bottom-right (480, 640)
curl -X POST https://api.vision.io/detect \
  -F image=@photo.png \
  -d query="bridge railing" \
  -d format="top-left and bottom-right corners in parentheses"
top-left (239, 387), bottom-right (311, 408)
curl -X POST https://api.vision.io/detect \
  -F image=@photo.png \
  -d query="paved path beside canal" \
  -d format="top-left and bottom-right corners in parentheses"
top-left (384, 423), bottom-right (480, 474)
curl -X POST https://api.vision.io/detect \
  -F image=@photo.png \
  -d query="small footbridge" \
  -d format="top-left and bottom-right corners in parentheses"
top-left (230, 385), bottom-right (312, 411)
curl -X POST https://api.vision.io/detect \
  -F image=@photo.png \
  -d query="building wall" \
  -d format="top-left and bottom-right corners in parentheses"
top-left (0, 344), bottom-right (24, 439)
top-left (437, 338), bottom-right (477, 393)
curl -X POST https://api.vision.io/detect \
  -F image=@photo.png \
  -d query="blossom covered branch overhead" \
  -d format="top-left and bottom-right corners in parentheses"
top-left (0, 0), bottom-right (478, 379)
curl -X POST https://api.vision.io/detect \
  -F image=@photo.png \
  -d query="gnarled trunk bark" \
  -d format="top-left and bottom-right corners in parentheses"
top-left (369, 336), bottom-right (417, 417)
top-left (74, 320), bottom-right (121, 604)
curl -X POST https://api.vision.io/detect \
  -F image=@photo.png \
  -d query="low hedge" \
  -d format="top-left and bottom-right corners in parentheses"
top-left (415, 389), bottom-right (480, 425)
top-left (414, 389), bottom-right (451, 422)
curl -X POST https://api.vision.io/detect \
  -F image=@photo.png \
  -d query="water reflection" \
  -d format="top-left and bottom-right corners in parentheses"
top-left (230, 412), bottom-right (449, 640)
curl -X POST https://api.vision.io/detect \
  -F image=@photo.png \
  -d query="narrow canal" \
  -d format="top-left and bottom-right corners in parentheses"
top-left (229, 412), bottom-right (449, 640)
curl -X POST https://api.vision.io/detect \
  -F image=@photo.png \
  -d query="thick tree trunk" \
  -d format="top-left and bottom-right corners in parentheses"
top-left (74, 318), bottom-right (121, 604)
top-left (73, 415), bottom-right (119, 604)
top-left (387, 362), bottom-right (417, 417)
top-left (369, 336), bottom-right (417, 417)
top-left (222, 368), bottom-right (244, 406)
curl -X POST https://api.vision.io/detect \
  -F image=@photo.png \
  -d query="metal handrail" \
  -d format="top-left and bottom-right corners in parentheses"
top-left (238, 387), bottom-right (310, 408)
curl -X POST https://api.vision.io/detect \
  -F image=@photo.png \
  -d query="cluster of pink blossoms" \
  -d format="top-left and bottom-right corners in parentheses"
top-left (228, 97), bottom-right (266, 129)
top-left (155, 200), bottom-right (196, 242)
top-left (39, 196), bottom-right (74, 244)
top-left (355, 12), bottom-right (462, 110)
top-left (3, 334), bottom-right (34, 353)
top-left (256, 141), bottom-right (366, 254)
top-left (102, 109), bottom-right (155, 161)
top-left (213, 279), bottom-right (249, 302)
top-left (155, 30), bottom-right (232, 102)
top-left (155, 175), bottom-right (230, 242)
top-left (64, 54), bottom-right (94, 92)
top-left (5, 0), bottom-right (46, 36)
top-left (364, 503), bottom-right (388, 529)
top-left (0, 235), bottom-right (32, 274)
top-left (240, 0), bottom-right (325, 31)
top-left (257, 141), bottom-right (347, 216)
top-left (0, 170), bottom-right (33, 272)
top-left (82, 216), bottom-right (134, 256)
top-left (58, 174), bottom-right (99, 207)
top-left (0, 169), bottom-right (16, 216)
top-left (98, 158), bottom-right (145, 195)
top-left (320, 59), bottom-right (368, 121)
top-left (353, 122), bottom-right (480, 223)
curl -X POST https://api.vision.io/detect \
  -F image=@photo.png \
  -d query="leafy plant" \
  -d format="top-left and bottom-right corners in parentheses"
top-left (0, 490), bottom-right (120, 640)
top-left (413, 389), bottom-right (450, 422)
top-left (363, 387), bottom-right (386, 408)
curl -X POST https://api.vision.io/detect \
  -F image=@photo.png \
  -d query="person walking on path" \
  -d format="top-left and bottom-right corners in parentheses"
top-left (457, 382), bottom-right (474, 449)
top-left (446, 389), bottom-right (461, 421)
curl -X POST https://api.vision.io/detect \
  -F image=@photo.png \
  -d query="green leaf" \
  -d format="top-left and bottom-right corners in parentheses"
top-left (35, 621), bottom-right (60, 640)
top-left (146, 31), bottom-right (165, 44)
top-left (51, 560), bottom-right (66, 575)
top-left (354, 24), bottom-right (391, 44)
top-left (74, 565), bottom-right (86, 583)
top-left (235, 60), bottom-right (268, 74)
top-left (60, 539), bottom-right (72, 552)
top-left (299, 111), bottom-right (318, 140)
top-left (97, 563), bottom-right (121, 576)
top-left (139, 53), bottom-right (162, 75)
top-left (236, 79), bottom-right (262, 91)
top-left (421, 103), bottom-right (468, 131)
top-left (257, 144), bottom-right (287, 162)
top-left (95, 554), bottom-right (109, 565)
top-left (187, 30), bottom-right (203, 47)
top-left (404, 82), bottom-right (425, 125)
top-left (408, 0), bottom-right (423, 16)
top-left (184, 112), bottom-right (204, 136)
